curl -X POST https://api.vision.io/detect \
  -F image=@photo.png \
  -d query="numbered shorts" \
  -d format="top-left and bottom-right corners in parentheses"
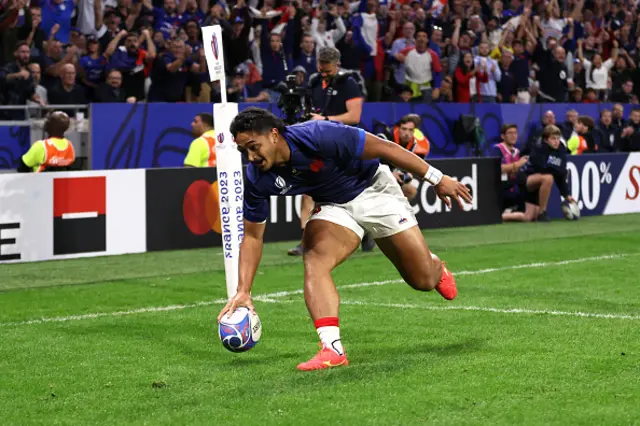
top-left (308, 164), bottom-right (418, 240)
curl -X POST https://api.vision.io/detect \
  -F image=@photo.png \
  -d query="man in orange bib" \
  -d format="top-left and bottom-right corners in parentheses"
top-left (184, 113), bottom-right (216, 168)
top-left (18, 112), bottom-right (75, 173)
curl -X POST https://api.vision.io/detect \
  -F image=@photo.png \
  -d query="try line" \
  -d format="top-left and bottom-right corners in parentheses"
top-left (1, 252), bottom-right (638, 327)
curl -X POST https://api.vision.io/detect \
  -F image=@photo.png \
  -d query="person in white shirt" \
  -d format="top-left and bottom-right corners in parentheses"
top-left (396, 30), bottom-right (442, 102)
top-left (577, 39), bottom-right (619, 100)
top-left (311, 6), bottom-right (346, 56)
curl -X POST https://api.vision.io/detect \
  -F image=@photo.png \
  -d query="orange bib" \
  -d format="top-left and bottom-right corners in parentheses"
top-left (39, 139), bottom-right (75, 172)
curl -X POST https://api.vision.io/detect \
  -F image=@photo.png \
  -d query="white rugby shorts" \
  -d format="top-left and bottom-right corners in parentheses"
top-left (308, 164), bottom-right (418, 240)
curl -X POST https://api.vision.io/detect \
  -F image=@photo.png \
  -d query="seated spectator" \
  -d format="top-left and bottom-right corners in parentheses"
top-left (619, 108), bottom-right (640, 152)
top-left (95, 69), bottom-right (135, 103)
top-left (583, 88), bottom-right (599, 103)
top-left (226, 66), bottom-right (269, 103)
top-left (610, 79), bottom-right (638, 103)
top-left (489, 124), bottom-right (531, 222)
top-left (518, 125), bottom-right (575, 222)
top-left (569, 115), bottom-right (598, 155)
top-left (27, 62), bottom-right (48, 116)
top-left (595, 110), bottom-right (620, 153)
top-left (48, 63), bottom-right (87, 114)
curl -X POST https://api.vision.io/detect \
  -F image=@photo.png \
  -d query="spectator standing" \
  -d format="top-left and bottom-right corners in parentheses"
top-left (397, 29), bottom-right (441, 102)
top-left (105, 29), bottom-right (156, 101)
top-left (2, 41), bottom-right (44, 119)
top-left (577, 39), bottom-right (618, 100)
top-left (48, 63), bottom-right (87, 113)
top-left (148, 38), bottom-right (200, 102)
top-left (474, 41), bottom-right (501, 103)
top-left (40, 0), bottom-right (75, 45)
top-left (294, 32), bottom-right (317, 80)
top-left (453, 52), bottom-right (488, 103)
top-left (498, 49), bottom-right (516, 103)
top-left (388, 20), bottom-right (415, 87)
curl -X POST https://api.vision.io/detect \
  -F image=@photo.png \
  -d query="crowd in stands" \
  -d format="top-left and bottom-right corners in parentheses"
top-left (2, 0), bottom-right (640, 111)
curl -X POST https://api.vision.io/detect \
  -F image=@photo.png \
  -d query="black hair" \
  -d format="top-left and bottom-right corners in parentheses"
top-left (15, 41), bottom-right (29, 51)
top-left (197, 112), bottom-right (214, 128)
top-left (501, 123), bottom-right (518, 134)
top-left (229, 107), bottom-right (286, 138)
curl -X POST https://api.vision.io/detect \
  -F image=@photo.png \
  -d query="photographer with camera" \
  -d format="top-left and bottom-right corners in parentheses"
top-left (286, 46), bottom-right (367, 256)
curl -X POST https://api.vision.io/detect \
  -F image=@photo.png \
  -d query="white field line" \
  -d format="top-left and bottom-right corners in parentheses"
top-left (1, 253), bottom-right (637, 327)
top-left (337, 300), bottom-right (640, 321)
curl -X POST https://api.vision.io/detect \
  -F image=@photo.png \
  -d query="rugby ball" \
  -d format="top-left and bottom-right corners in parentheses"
top-left (218, 307), bottom-right (262, 353)
top-left (561, 200), bottom-right (581, 221)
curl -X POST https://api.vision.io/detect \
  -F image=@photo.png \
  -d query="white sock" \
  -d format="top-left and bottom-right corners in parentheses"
top-left (317, 326), bottom-right (344, 355)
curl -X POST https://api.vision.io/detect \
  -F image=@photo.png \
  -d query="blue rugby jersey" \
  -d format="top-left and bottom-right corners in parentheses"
top-left (243, 121), bottom-right (379, 223)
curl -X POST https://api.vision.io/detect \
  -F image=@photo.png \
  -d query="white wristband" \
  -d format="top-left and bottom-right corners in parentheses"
top-left (423, 166), bottom-right (443, 186)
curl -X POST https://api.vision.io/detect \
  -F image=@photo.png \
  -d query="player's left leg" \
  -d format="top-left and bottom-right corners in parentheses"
top-left (375, 226), bottom-right (456, 300)
top-left (358, 165), bottom-right (457, 299)
top-left (296, 216), bottom-right (362, 371)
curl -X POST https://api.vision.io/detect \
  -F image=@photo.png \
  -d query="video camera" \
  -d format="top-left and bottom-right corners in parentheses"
top-left (275, 75), bottom-right (313, 125)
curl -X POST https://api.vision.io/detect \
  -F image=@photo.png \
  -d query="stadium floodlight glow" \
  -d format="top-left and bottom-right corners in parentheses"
top-left (201, 25), bottom-right (244, 300)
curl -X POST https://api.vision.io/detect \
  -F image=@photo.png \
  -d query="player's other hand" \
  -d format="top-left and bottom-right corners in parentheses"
top-left (434, 175), bottom-right (473, 209)
top-left (217, 290), bottom-right (255, 323)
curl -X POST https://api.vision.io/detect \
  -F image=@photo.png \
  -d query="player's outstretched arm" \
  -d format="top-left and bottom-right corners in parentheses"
top-left (217, 219), bottom-right (266, 322)
top-left (361, 132), bottom-right (473, 208)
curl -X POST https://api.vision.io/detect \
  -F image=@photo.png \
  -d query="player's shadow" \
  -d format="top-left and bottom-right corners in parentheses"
top-left (282, 338), bottom-right (486, 386)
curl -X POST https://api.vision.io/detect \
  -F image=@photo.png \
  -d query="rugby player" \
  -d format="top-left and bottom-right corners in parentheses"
top-left (217, 107), bottom-right (472, 371)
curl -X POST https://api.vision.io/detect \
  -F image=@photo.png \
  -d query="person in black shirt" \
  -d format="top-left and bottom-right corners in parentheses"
top-left (595, 110), bottom-right (621, 152)
top-left (498, 49), bottom-right (517, 103)
top-left (518, 125), bottom-right (576, 221)
top-left (48, 63), bottom-right (87, 114)
top-left (2, 41), bottom-right (44, 119)
top-left (95, 69), bottom-right (135, 103)
top-left (535, 40), bottom-right (569, 103)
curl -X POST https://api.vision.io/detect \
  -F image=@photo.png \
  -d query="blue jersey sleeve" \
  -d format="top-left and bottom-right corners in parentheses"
top-left (309, 121), bottom-right (366, 163)
top-left (243, 166), bottom-right (269, 223)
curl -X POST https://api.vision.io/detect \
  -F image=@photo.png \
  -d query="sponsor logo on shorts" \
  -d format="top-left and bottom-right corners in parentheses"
top-left (312, 206), bottom-right (322, 215)
top-left (398, 217), bottom-right (407, 224)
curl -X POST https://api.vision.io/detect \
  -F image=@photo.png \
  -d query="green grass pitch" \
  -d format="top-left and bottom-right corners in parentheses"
top-left (1, 214), bottom-right (639, 425)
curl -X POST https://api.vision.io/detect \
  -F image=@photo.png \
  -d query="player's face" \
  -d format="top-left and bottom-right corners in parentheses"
top-left (234, 131), bottom-right (277, 171)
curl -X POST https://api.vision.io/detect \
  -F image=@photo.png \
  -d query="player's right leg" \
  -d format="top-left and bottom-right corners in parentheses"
top-left (526, 173), bottom-right (553, 221)
top-left (296, 214), bottom-right (362, 371)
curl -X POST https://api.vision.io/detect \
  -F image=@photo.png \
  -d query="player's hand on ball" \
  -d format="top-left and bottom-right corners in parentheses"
top-left (217, 291), bottom-right (255, 323)
top-left (434, 175), bottom-right (473, 209)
